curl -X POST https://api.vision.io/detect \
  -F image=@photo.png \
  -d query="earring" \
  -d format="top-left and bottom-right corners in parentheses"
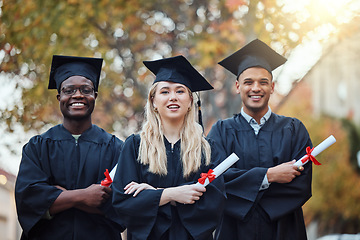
top-left (154, 107), bottom-right (158, 112)
top-left (187, 107), bottom-right (191, 112)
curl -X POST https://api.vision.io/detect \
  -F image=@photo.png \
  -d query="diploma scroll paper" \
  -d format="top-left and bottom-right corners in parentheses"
top-left (294, 135), bottom-right (336, 167)
top-left (196, 153), bottom-right (239, 187)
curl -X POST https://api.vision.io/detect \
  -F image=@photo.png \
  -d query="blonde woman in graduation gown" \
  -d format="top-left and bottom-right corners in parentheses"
top-left (112, 55), bottom-right (226, 240)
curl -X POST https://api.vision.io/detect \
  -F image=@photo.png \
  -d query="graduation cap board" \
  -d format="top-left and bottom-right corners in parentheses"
top-left (218, 39), bottom-right (287, 78)
top-left (143, 55), bottom-right (213, 128)
top-left (48, 55), bottom-right (103, 92)
top-left (143, 55), bottom-right (213, 92)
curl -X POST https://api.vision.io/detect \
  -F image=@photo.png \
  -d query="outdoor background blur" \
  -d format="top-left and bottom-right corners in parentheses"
top-left (1, 0), bottom-right (360, 239)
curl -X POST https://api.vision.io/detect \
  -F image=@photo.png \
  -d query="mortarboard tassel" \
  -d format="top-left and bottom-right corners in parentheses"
top-left (197, 98), bottom-right (203, 131)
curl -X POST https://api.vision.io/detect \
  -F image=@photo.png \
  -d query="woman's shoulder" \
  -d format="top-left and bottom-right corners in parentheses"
top-left (124, 133), bottom-right (141, 145)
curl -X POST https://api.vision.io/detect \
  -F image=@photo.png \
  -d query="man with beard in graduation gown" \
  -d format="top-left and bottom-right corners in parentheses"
top-left (208, 39), bottom-right (312, 240)
top-left (15, 55), bottom-right (125, 239)
top-left (112, 55), bottom-right (226, 240)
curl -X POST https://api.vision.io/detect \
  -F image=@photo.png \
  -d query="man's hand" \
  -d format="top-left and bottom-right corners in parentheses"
top-left (78, 184), bottom-right (112, 208)
top-left (267, 160), bottom-right (303, 183)
top-left (49, 184), bottom-right (112, 215)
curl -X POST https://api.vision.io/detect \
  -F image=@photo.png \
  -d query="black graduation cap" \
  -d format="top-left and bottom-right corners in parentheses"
top-left (143, 55), bottom-right (213, 92)
top-left (218, 39), bottom-right (287, 78)
top-left (143, 55), bottom-right (213, 128)
top-left (48, 55), bottom-right (103, 92)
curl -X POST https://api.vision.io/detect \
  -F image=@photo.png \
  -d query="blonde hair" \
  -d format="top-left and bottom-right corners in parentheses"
top-left (138, 82), bottom-right (211, 178)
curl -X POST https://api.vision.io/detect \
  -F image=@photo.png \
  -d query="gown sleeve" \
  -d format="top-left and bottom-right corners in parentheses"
top-left (221, 167), bottom-right (268, 220)
top-left (15, 136), bottom-right (63, 235)
top-left (259, 120), bottom-right (312, 220)
top-left (112, 135), bottom-right (165, 239)
top-left (176, 139), bottom-right (227, 240)
top-left (208, 120), bottom-right (267, 220)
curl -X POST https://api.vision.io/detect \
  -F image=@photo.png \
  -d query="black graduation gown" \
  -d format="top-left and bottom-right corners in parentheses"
top-left (207, 113), bottom-right (312, 240)
top-left (15, 124), bottom-right (125, 240)
top-left (112, 134), bottom-right (226, 240)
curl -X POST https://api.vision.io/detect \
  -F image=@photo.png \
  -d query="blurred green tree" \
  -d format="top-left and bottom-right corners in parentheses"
top-left (2, 0), bottom-right (350, 137)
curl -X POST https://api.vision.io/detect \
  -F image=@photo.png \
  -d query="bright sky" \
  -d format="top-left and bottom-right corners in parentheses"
top-left (275, 0), bottom-right (360, 93)
top-left (279, 0), bottom-right (360, 24)
top-left (274, 39), bottom-right (323, 94)
top-left (0, 73), bottom-right (36, 174)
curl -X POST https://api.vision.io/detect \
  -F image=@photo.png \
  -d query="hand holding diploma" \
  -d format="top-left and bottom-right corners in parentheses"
top-left (196, 153), bottom-right (239, 187)
top-left (294, 135), bottom-right (336, 167)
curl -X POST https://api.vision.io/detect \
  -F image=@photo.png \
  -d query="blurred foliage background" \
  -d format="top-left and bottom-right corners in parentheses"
top-left (1, 0), bottom-right (360, 237)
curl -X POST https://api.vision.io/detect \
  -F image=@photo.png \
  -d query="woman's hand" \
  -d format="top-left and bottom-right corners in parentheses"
top-left (160, 184), bottom-right (206, 206)
top-left (124, 181), bottom-right (156, 197)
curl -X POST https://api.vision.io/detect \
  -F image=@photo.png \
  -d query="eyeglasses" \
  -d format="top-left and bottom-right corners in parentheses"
top-left (61, 86), bottom-right (95, 96)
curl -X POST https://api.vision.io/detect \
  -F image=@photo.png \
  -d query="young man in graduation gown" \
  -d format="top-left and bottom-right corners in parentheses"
top-left (15, 55), bottom-right (125, 239)
top-left (208, 39), bottom-right (312, 240)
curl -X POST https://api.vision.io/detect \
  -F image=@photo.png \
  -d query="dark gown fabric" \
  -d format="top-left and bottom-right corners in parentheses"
top-left (207, 113), bottom-right (312, 240)
top-left (112, 134), bottom-right (227, 240)
top-left (15, 124), bottom-right (125, 240)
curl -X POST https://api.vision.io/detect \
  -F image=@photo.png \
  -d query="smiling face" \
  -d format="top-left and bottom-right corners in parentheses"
top-left (57, 76), bottom-right (97, 121)
top-left (152, 81), bottom-right (192, 125)
top-left (236, 67), bottom-right (274, 118)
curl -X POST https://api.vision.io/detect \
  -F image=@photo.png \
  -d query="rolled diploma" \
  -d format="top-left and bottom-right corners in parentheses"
top-left (294, 135), bottom-right (336, 167)
top-left (196, 153), bottom-right (239, 187)
top-left (109, 164), bottom-right (117, 180)
top-left (100, 164), bottom-right (117, 186)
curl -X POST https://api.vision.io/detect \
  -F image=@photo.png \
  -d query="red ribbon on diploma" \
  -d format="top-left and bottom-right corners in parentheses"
top-left (101, 169), bottom-right (113, 187)
top-left (301, 146), bottom-right (322, 165)
top-left (198, 169), bottom-right (216, 184)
